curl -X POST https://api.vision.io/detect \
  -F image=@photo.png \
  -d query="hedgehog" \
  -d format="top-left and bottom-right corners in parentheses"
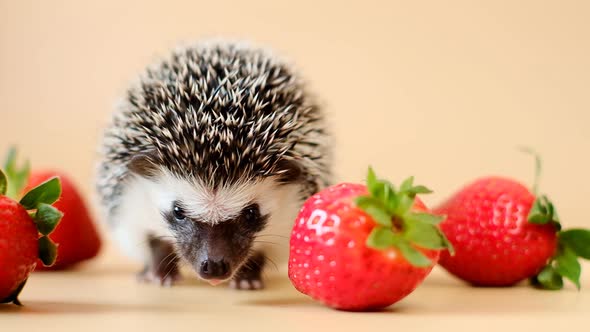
top-left (96, 40), bottom-right (331, 289)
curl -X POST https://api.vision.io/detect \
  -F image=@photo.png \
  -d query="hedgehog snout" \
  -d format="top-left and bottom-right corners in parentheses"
top-left (175, 217), bottom-right (261, 285)
top-left (188, 238), bottom-right (249, 285)
top-left (197, 257), bottom-right (231, 281)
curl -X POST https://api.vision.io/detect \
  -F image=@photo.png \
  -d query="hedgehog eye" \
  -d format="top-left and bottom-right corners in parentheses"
top-left (243, 204), bottom-right (260, 223)
top-left (172, 203), bottom-right (187, 221)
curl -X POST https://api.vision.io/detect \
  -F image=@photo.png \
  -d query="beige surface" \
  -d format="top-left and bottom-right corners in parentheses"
top-left (2, 250), bottom-right (590, 332)
top-left (1, 0), bottom-right (590, 330)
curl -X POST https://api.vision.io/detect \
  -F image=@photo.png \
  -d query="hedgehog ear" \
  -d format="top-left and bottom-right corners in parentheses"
top-left (275, 158), bottom-right (303, 184)
top-left (128, 152), bottom-right (160, 179)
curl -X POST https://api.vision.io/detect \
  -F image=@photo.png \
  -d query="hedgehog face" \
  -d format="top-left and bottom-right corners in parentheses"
top-left (165, 201), bottom-right (267, 282)
top-left (143, 169), bottom-right (290, 284)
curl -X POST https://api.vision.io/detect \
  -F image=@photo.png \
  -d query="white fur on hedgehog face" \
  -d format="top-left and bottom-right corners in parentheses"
top-left (113, 168), bottom-right (301, 274)
top-left (152, 171), bottom-right (277, 224)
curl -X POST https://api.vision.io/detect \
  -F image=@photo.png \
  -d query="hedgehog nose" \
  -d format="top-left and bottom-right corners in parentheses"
top-left (200, 259), bottom-right (230, 279)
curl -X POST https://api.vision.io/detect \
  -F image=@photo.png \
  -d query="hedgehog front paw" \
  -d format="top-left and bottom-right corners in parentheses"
top-left (229, 276), bottom-right (264, 290)
top-left (230, 251), bottom-right (266, 290)
top-left (137, 266), bottom-right (182, 287)
top-left (138, 235), bottom-right (182, 287)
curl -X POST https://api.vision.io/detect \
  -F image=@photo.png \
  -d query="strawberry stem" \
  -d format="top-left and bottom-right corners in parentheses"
top-left (518, 146), bottom-right (542, 195)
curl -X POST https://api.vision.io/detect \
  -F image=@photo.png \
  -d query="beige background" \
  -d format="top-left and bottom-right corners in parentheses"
top-left (1, 0), bottom-right (589, 225)
top-left (1, 1), bottom-right (589, 330)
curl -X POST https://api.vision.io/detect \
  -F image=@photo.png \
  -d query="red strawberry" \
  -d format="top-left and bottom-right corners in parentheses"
top-left (289, 168), bottom-right (453, 311)
top-left (27, 171), bottom-right (102, 270)
top-left (1, 150), bottom-right (62, 305)
top-left (0, 196), bottom-right (38, 303)
top-left (435, 177), bottom-right (557, 286)
top-left (435, 153), bottom-right (590, 289)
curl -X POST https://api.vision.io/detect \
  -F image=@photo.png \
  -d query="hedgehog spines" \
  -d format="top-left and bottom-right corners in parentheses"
top-left (97, 41), bottom-right (331, 217)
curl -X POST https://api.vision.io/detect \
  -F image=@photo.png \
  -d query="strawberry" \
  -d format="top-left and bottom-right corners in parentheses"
top-left (288, 168), bottom-right (453, 311)
top-left (435, 152), bottom-right (590, 289)
top-left (0, 150), bottom-right (62, 305)
top-left (27, 171), bottom-right (102, 270)
top-left (0, 196), bottom-right (38, 304)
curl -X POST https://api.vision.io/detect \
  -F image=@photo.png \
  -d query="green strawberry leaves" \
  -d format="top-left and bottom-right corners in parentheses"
top-left (554, 246), bottom-right (581, 289)
top-left (522, 149), bottom-right (589, 290)
top-left (34, 203), bottom-right (63, 235)
top-left (532, 266), bottom-right (564, 290)
top-left (405, 220), bottom-right (453, 253)
top-left (21, 177), bottom-right (63, 266)
top-left (0, 169), bottom-right (7, 196)
top-left (396, 240), bottom-right (433, 267)
top-left (528, 201), bottom-right (589, 291)
top-left (1, 149), bottom-right (63, 268)
top-left (356, 167), bottom-right (453, 267)
top-left (537, 229), bottom-right (590, 290)
top-left (523, 149), bottom-right (560, 228)
top-left (20, 177), bottom-right (61, 209)
top-left (528, 195), bottom-right (560, 228)
top-left (559, 229), bottom-right (590, 259)
top-left (399, 176), bottom-right (433, 197)
top-left (38, 236), bottom-right (58, 266)
top-left (533, 241), bottom-right (584, 291)
top-left (3, 147), bottom-right (30, 200)
top-left (406, 212), bottom-right (446, 226)
top-left (356, 196), bottom-right (392, 227)
top-left (367, 227), bottom-right (399, 249)
top-left (366, 227), bottom-right (433, 267)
